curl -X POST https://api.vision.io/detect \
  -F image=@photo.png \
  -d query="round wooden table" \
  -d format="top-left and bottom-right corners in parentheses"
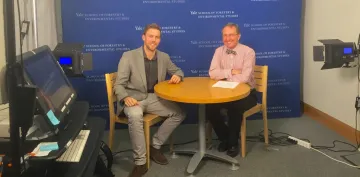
top-left (154, 77), bottom-right (251, 174)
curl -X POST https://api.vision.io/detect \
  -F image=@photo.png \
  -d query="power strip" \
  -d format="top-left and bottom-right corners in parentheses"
top-left (288, 136), bottom-right (311, 149)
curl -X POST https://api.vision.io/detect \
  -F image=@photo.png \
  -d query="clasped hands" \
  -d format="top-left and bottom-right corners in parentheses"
top-left (124, 97), bottom-right (138, 107)
top-left (231, 69), bottom-right (241, 75)
top-left (124, 75), bottom-right (181, 107)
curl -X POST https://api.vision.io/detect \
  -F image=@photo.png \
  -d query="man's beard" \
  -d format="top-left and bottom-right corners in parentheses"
top-left (146, 43), bottom-right (157, 52)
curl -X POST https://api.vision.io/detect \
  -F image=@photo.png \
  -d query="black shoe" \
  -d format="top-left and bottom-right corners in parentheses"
top-left (217, 141), bottom-right (229, 152)
top-left (226, 146), bottom-right (239, 157)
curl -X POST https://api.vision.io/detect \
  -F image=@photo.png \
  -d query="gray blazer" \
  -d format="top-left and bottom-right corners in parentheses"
top-left (113, 47), bottom-right (184, 116)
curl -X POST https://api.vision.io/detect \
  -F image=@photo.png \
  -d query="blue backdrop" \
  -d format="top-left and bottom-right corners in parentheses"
top-left (61, 0), bottom-right (302, 127)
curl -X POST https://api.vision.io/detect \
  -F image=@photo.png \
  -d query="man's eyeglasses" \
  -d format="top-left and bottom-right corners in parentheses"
top-left (222, 34), bottom-right (238, 38)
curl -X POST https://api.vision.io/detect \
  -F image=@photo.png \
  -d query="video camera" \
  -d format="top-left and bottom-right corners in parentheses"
top-left (313, 35), bottom-right (360, 70)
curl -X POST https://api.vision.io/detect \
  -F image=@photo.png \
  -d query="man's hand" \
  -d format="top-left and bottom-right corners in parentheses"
top-left (124, 97), bottom-right (138, 107)
top-left (168, 75), bottom-right (181, 84)
top-left (231, 69), bottom-right (241, 75)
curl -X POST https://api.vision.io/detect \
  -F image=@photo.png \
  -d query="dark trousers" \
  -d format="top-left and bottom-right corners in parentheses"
top-left (206, 89), bottom-right (257, 147)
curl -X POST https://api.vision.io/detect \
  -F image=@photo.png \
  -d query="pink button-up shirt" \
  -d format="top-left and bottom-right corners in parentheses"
top-left (209, 43), bottom-right (256, 88)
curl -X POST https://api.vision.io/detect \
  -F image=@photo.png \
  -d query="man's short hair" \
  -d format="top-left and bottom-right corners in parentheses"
top-left (143, 23), bottom-right (161, 35)
top-left (222, 22), bottom-right (240, 34)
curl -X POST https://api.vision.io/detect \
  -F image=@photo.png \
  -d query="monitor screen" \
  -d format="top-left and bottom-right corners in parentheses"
top-left (20, 46), bottom-right (77, 129)
top-left (343, 47), bottom-right (353, 54)
top-left (59, 56), bottom-right (72, 65)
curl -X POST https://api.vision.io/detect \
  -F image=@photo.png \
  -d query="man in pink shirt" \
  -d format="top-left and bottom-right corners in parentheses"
top-left (207, 23), bottom-right (257, 157)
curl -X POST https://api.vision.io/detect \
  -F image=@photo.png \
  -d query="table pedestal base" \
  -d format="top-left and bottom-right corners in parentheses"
top-left (173, 104), bottom-right (239, 175)
top-left (174, 148), bottom-right (239, 174)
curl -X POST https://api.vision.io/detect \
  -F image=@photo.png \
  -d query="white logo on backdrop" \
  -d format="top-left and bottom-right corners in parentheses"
top-left (190, 69), bottom-right (208, 76)
top-left (242, 23), bottom-right (290, 31)
top-left (170, 56), bottom-right (186, 63)
top-left (256, 50), bottom-right (290, 59)
top-left (143, 0), bottom-right (186, 4)
top-left (135, 25), bottom-right (186, 34)
top-left (189, 10), bottom-right (239, 19)
top-left (267, 106), bottom-right (291, 113)
top-left (190, 40), bottom-right (222, 48)
top-left (85, 44), bottom-right (130, 52)
top-left (267, 79), bottom-right (290, 86)
top-left (76, 12), bottom-right (130, 21)
top-left (90, 104), bottom-right (109, 112)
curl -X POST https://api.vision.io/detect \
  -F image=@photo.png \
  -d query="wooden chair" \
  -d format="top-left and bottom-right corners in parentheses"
top-left (206, 65), bottom-right (269, 157)
top-left (105, 72), bottom-right (173, 169)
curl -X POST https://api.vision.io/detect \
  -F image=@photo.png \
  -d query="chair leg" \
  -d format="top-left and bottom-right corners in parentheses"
top-left (144, 123), bottom-right (151, 169)
top-left (241, 117), bottom-right (246, 158)
top-left (169, 134), bottom-right (174, 153)
top-left (206, 121), bottom-right (213, 148)
top-left (109, 119), bottom-right (115, 150)
top-left (263, 111), bottom-right (269, 145)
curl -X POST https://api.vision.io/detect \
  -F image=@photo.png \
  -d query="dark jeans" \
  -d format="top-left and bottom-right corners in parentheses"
top-left (206, 89), bottom-right (257, 147)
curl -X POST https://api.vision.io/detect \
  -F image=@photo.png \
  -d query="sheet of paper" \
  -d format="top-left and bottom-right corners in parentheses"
top-left (212, 81), bottom-right (239, 89)
top-left (39, 142), bottom-right (59, 151)
top-left (35, 150), bottom-right (51, 157)
top-left (30, 142), bottom-right (58, 157)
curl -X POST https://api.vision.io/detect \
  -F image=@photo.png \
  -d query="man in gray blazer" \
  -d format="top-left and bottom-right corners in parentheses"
top-left (114, 23), bottom-right (186, 177)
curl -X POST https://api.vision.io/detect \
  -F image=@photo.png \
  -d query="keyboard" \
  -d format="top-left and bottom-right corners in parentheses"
top-left (56, 130), bottom-right (90, 162)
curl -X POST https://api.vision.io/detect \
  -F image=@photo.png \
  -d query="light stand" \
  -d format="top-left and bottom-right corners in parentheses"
top-left (3, 1), bottom-right (37, 176)
top-left (3, 0), bottom-right (21, 176)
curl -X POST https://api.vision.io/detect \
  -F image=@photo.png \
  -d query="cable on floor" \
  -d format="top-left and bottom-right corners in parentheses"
top-left (311, 147), bottom-right (360, 169)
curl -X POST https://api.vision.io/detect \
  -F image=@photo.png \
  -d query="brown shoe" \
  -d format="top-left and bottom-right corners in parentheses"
top-left (150, 146), bottom-right (169, 165)
top-left (128, 164), bottom-right (147, 177)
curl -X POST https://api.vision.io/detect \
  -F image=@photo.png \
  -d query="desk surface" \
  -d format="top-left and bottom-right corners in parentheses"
top-left (22, 117), bottom-right (105, 177)
top-left (154, 77), bottom-right (251, 104)
top-left (58, 117), bottom-right (105, 177)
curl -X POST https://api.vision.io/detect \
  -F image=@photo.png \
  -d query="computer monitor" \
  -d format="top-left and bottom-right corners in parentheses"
top-left (19, 45), bottom-right (77, 131)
